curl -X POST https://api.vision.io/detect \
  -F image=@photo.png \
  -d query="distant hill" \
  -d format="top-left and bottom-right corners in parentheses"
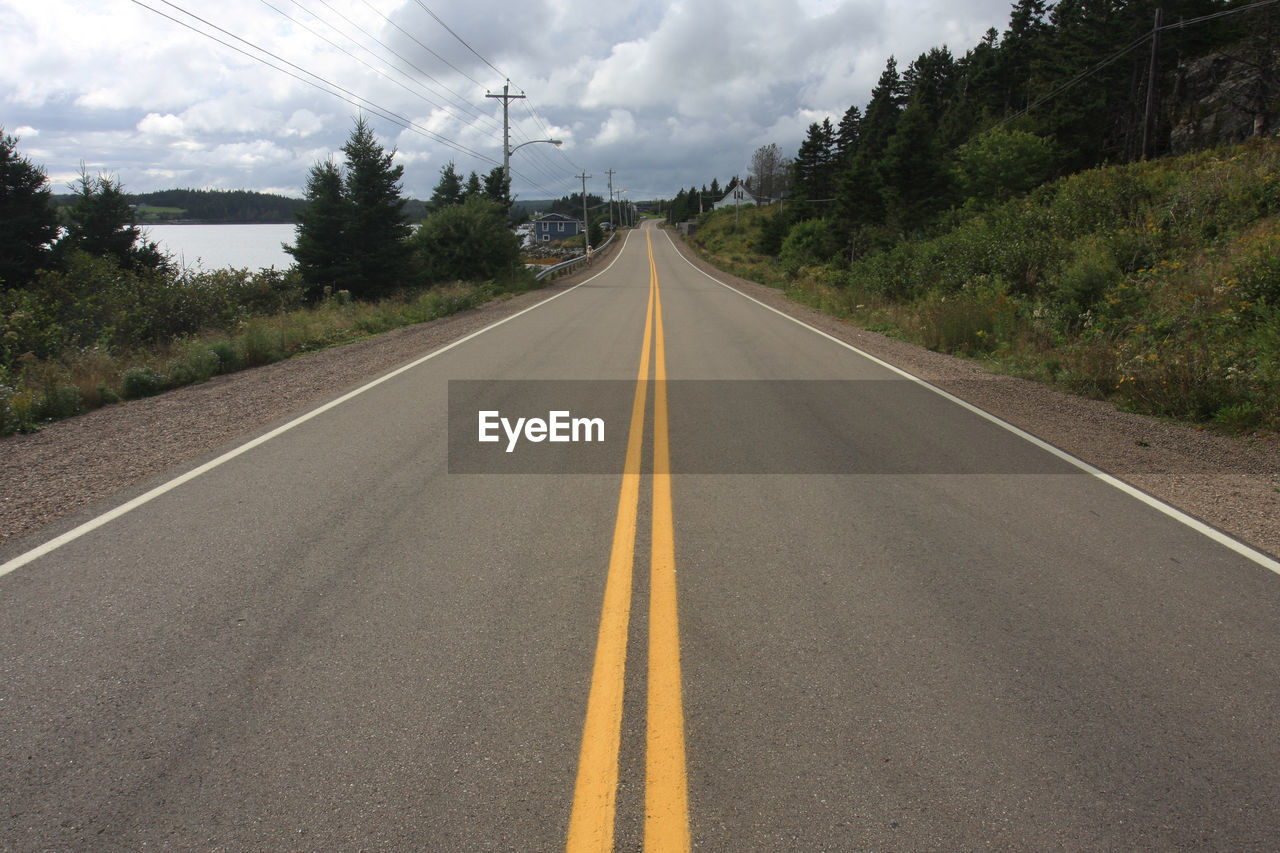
top-left (51, 189), bottom-right (435, 224)
top-left (132, 189), bottom-right (305, 223)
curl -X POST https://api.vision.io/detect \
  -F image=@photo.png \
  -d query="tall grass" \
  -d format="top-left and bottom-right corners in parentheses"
top-left (689, 137), bottom-right (1280, 433)
top-left (1, 259), bottom-right (535, 435)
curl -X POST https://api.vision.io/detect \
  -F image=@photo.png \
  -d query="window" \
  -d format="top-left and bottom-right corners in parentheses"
top-left (558, 222), bottom-right (564, 232)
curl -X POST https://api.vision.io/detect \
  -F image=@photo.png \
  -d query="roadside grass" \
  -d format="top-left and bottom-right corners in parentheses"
top-left (687, 137), bottom-right (1280, 434)
top-left (0, 275), bottom-right (536, 436)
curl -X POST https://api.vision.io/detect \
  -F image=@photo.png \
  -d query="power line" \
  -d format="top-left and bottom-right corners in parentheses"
top-left (257, 0), bottom-right (501, 137)
top-left (303, 0), bottom-right (495, 128)
top-left (360, 0), bottom-right (486, 89)
top-left (130, 0), bottom-right (500, 167)
top-left (995, 0), bottom-right (1280, 131)
top-left (409, 0), bottom-right (506, 81)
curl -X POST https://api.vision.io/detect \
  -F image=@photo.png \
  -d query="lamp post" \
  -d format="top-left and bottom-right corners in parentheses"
top-left (504, 138), bottom-right (562, 211)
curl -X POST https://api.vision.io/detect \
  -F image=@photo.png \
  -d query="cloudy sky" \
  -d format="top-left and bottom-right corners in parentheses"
top-left (2, 0), bottom-right (1014, 203)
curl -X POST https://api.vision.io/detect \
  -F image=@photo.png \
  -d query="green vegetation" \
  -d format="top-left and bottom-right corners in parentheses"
top-left (688, 137), bottom-right (1280, 433)
top-left (659, 1), bottom-right (1278, 434)
top-left (0, 120), bottom-right (539, 436)
top-left (0, 260), bottom-right (532, 434)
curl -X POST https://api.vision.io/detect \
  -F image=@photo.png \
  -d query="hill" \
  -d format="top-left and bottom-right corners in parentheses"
top-left (688, 136), bottom-right (1280, 433)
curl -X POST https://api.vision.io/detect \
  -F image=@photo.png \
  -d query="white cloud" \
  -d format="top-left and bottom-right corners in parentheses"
top-left (137, 113), bottom-right (186, 138)
top-left (1, 0), bottom-right (1016, 198)
top-left (593, 110), bottom-right (637, 147)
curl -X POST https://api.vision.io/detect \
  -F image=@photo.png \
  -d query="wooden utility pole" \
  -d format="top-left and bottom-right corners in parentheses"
top-left (485, 81), bottom-right (526, 208)
top-left (1142, 7), bottom-right (1162, 160)
top-left (605, 169), bottom-right (616, 230)
top-left (578, 172), bottom-right (592, 251)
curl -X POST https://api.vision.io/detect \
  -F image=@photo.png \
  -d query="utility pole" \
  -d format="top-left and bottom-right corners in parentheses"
top-left (605, 169), bottom-right (616, 230)
top-left (578, 171), bottom-right (592, 252)
top-left (1142, 7), bottom-right (1162, 161)
top-left (485, 80), bottom-right (526, 208)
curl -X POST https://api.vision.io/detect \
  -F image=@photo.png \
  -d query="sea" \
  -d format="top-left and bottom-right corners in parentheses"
top-left (143, 223), bottom-right (297, 271)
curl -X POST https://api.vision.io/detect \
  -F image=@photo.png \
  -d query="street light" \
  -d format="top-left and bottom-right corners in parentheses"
top-left (503, 138), bottom-right (562, 211)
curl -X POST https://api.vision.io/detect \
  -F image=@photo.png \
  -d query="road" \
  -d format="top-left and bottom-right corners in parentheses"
top-left (3, 221), bottom-right (1280, 851)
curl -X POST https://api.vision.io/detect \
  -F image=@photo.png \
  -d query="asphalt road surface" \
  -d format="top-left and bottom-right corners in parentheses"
top-left (3, 222), bottom-right (1279, 851)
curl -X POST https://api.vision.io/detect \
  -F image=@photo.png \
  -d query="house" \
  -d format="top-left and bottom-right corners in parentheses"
top-left (713, 185), bottom-right (759, 210)
top-left (531, 213), bottom-right (584, 243)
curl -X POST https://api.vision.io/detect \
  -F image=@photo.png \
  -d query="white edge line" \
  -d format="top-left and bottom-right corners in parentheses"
top-left (660, 229), bottom-right (1280, 577)
top-left (0, 249), bottom-right (629, 581)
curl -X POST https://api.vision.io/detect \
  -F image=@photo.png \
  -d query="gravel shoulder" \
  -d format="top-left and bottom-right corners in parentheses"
top-left (4, 234), bottom-right (1278, 563)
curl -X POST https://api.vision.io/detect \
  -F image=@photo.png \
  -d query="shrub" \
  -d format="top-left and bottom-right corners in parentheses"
top-left (410, 197), bottom-right (521, 284)
top-left (237, 320), bottom-right (283, 368)
top-left (209, 339), bottom-right (240, 374)
top-left (779, 219), bottom-right (843, 273)
top-left (121, 366), bottom-right (165, 399)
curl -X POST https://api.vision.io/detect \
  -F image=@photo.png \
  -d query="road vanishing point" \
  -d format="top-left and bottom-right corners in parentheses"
top-left (3, 221), bottom-right (1280, 850)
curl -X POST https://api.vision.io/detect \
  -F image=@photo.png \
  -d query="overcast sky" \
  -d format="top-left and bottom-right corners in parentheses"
top-left (1, 0), bottom-right (1014, 203)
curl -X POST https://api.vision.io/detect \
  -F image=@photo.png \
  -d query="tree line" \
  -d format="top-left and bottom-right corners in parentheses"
top-left (673, 0), bottom-right (1277, 260)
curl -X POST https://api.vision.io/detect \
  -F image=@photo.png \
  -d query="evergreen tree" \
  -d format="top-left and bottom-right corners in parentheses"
top-left (482, 166), bottom-right (509, 206)
top-left (57, 168), bottom-right (167, 272)
top-left (997, 0), bottom-right (1050, 114)
top-left (341, 117), bottom-right (411, 297)
top-left (879, 102), bottom-right (950, 232)
top-left (286, 158), bottom-right (353, 295)
top-left (835, 105), bottom-right (862, 164)
top-left (792, 118), bottom-right (838, 211)
top-left (463, 170), bottom-right (483, 200)
top-left (0, 128), bottom-right (59, 289)
top-left (430, 161), bottom-right (465, 209)
top-left (860, 56), bottom-right (907, 161)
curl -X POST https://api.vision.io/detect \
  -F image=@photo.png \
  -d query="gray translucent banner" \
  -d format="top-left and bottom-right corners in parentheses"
top-left (448, 380), bottom-right (1085, 475)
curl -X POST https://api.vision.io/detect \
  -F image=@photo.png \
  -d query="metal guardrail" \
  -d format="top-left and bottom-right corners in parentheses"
top-left (532, 232), bottom-right (618, 281)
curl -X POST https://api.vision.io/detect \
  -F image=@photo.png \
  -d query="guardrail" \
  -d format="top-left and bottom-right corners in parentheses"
top-left (532, 232), bottom-right (618, 281)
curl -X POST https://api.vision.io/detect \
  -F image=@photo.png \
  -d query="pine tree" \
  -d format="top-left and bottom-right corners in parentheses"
top-left (286, 158), bottom-right (354, 295)
top-left (792, 118), bottom-right (838, 208)
top-left (835, 105), bottom-right (862, 164)
top-left (57, 168), bottom-right (167, 272)
top-left (430, 161), bottom-right (465, 209)
top-left (0, 128), bottom-right (59, 289)
top-left (860, 56), bottom-right (907, 161)
top-left (341, 117), bottom-right (411, 297)
top-left (288, 118), bottom-right (410, 299)
top-left (879, 102), bottom-right (950, 232)
top-left (463, 170), bottom-right (483, 200)
top-left (482, 166), bottom-right (509, 206)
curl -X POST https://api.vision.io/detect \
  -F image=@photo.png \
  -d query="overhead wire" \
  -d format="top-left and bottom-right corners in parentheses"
top-left (130, 0), bottom-right (501, 167)
top-left (408, 0), bottom-right (506, 81)
top-left (994, 0), bottom-right (1280, 130)
top-left (135, 0), bottom-right (582, 198)
top-left (257, 0), bottom-right (502, 137)
top-left (302, 0), bottom-right (497, 130)
top-left (396, 0), bottom-right (583, 194)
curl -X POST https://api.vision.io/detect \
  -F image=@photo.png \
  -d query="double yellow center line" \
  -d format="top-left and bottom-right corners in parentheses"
top-left (566, 231), bottom-right (690, 852)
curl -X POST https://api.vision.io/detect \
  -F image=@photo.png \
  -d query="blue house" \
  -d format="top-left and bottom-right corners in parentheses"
top-left (532, 213), bottom-right (584, 243)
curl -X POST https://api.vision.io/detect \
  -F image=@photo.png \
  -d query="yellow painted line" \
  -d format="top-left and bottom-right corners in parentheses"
top-left (645, 231), bottom-right (692, 850)
top-left (565, 255), bottom-right (656, 852)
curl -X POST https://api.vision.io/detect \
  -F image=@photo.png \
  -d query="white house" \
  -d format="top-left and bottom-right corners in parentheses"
top-left (713, 185), bottom-right (759, 210)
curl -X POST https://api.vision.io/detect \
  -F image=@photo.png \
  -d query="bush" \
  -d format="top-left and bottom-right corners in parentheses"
top-left (209, 339), bottom-right (240, 374)
top-left (121, 366), bottom-right (165, 399)
top-left (410, 196), bottom-right (521, 285)
top-left (779, 219), bottom-right (844, 273)
top-left (237, 320), bottom-right (283, 368)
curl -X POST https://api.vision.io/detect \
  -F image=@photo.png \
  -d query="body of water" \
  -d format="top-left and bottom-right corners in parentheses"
top-left (144, 223), bottom-right (297, 271)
